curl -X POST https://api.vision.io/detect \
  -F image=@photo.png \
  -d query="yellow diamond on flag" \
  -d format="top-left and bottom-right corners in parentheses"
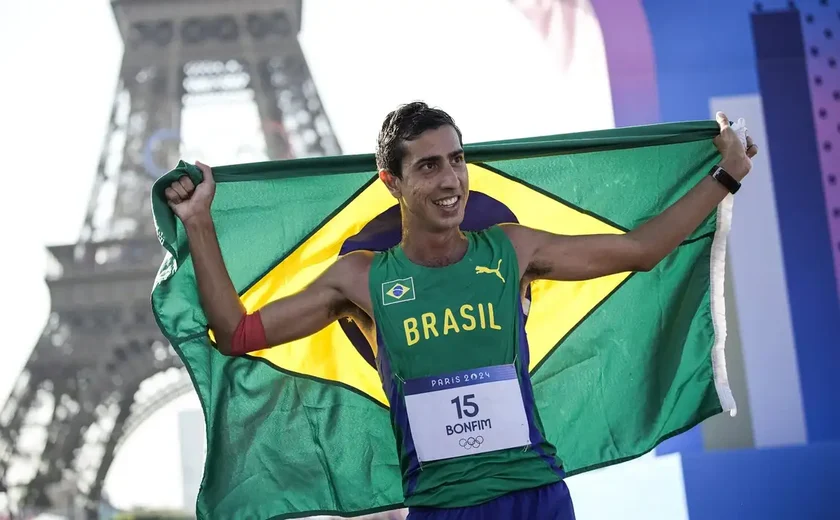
top-left (235, 164), bottom-right (631, 407)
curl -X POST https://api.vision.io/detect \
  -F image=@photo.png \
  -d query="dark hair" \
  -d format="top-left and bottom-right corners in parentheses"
top-left (375, 101), bottom-right (463, 178)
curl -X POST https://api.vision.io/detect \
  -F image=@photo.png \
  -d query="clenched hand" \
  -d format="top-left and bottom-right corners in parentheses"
top-left (165, 161), bottom-right (216, 224)
top-left (713, 111), bottom-right (759, 181)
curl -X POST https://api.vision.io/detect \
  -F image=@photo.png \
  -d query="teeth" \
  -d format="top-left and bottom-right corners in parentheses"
top-left (434, 196), bottom-right (458, 207)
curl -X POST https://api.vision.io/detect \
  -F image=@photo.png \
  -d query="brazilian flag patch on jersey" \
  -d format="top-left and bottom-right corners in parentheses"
top-left (382, 277), bottom-right (415, 305)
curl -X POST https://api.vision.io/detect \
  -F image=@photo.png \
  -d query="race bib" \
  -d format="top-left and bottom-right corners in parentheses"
top-left (403, 365), bottom-right (531, 463)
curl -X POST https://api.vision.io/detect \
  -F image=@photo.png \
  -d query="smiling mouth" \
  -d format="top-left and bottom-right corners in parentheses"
top-left (433, 195), bottom-right (460, 209)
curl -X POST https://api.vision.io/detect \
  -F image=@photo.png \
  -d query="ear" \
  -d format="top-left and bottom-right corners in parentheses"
top-left (378, 169), bottom-right (401, 198)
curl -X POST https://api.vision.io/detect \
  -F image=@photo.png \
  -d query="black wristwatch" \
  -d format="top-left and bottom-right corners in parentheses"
top-left (709, 164), bottom-right (741, 194)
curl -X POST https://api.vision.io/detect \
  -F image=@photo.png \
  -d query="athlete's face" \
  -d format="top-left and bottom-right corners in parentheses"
top-left (381, 125), bottom-right (469, 232)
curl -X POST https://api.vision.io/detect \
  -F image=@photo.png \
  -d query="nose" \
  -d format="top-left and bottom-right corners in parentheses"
top-left (439, 165), bottom-right (460, 190)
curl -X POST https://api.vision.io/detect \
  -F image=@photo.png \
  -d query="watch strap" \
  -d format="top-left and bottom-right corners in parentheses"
top-left (709, 164), bottom-right (741, 194)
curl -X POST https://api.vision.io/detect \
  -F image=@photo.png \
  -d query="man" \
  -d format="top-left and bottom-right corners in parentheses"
top-left (164, 102), bottom-right (757, 519)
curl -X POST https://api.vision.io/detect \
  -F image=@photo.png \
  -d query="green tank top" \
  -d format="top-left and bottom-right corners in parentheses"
top-left (368, 225), bottom-right (564, 509)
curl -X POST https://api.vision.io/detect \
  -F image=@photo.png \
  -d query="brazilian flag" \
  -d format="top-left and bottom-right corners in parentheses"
top-left (150, 121), bottom-right (736, 519)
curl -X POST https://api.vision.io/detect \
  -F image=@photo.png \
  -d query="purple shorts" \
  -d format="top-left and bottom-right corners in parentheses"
top-left (406, 480), bottom-right (576, 520)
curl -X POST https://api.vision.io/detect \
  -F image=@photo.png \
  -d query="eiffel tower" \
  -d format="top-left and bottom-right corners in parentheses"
top-left (0, 0), bottom-right (339, 517)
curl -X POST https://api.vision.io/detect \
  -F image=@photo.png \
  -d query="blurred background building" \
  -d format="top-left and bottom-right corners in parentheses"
top-left (0, 0), bottom-right (837, 519)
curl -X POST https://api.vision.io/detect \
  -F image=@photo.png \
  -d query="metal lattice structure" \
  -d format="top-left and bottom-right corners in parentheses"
top-left (0, 1), bottom-right (339, 517)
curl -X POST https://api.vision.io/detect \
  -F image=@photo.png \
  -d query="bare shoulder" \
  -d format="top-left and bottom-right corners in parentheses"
top-left (498, 223), bottom-right (541, 277)
top-left (498, 222), bottom-right (532, 248)
top-left (332, 249), bottom-right (374, 277)
top-left (327, 250), bottom-right (375, 316)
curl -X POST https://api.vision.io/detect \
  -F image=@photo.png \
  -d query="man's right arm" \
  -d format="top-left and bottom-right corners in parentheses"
top-left (167, 161), bottom-right (352, 356)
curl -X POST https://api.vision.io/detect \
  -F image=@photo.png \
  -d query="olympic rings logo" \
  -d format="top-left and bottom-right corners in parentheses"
top-left (458, 436), bottom-right (484, 450)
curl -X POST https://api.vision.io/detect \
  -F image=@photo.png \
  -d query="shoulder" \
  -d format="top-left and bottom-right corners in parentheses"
top-left (330, 250), bottom-right (374, 281)
top-left (495, 224), bottom-right (548, 282)
top-left (337, 249), bottom-right (375, 268)
top-left (312, 251), bottom-right (373, 292)
top-left (317, 250), bottom-right (375, 316)
top-left (470, 223), bottom-right (523, 244)
top-left (496, 223), bottom-right (540, 256)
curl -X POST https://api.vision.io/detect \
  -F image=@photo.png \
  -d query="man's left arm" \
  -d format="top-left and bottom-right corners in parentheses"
top-left (504, 112), bottom-right (759, 283)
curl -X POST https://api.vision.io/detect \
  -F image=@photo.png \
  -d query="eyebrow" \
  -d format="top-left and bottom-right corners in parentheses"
top-left (413, 149), bottom-right (465, 166)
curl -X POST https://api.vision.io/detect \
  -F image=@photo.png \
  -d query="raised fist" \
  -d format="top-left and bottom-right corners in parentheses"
top-left (713, 111), bottom-right (759, 181)
top-left (165, 161), bottom-right (216, 224)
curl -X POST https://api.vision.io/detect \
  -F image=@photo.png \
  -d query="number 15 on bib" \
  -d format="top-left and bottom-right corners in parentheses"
top-left (403, 365), bottom-right (531, 462)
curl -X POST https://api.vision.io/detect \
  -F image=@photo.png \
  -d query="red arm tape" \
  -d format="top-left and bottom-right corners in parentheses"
top-left (229, 311), bottom-right (268, 356)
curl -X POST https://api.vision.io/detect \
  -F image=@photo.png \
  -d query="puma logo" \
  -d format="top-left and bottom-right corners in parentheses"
top-left (475, 259), bottom-right (505, 283)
